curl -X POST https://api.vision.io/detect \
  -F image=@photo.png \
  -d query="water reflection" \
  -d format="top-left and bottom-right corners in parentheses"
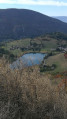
top-left (10, 53), bottom-right (46, 69)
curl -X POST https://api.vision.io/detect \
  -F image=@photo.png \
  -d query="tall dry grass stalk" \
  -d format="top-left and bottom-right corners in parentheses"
top-left (0, 58), bottom-right (67, 119)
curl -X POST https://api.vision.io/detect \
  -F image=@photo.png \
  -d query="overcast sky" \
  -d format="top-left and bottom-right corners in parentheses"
top-left (0, 0), bottom-right (67, 16)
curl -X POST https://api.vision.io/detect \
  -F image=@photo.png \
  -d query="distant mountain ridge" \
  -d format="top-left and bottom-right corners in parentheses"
top-left (0, 9), bottom-right (67, 41)
top-left (53, 16), bottom-right (67, 23)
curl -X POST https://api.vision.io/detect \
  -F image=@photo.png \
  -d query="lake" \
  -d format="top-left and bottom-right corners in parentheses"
top-left (10, 53), bottom-right (46, 69)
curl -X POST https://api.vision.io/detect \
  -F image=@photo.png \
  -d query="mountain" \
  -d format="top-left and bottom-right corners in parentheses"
top-left (0, 9), bottom-right (67, 41)
top-left (53, 16), bottom-right (67, 23)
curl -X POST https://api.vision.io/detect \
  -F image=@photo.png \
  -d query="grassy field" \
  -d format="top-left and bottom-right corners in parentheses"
top-left (3, 38), bottom-right (31, 56)
top-left (46, 53), bottom-right (67, 73)
top-left (1, 34), bottom-right (67, 57)
top-left (5, 38), bottom-right (31, 49)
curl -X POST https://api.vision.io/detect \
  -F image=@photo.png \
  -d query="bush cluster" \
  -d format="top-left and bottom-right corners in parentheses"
top-left (0, 59), bottom-right (67, 119)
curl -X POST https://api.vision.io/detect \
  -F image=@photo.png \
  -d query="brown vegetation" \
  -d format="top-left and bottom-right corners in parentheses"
top-left (0, 58), bottom-right (67, 119)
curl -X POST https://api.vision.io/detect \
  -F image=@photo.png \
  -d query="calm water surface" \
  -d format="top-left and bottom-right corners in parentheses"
top-left (10, 53), bottom-right (46, 69)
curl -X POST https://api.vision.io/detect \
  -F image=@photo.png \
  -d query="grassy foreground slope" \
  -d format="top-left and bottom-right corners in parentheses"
top-left (0, 59), bottom-right (67, 119)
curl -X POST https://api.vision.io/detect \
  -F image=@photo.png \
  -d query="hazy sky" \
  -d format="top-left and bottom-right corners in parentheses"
top-left (0, 0), bottom-right (67, 16)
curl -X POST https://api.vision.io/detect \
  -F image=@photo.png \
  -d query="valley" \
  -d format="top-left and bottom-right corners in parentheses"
top-left (0, 32), bottom-right (67, 61)
top-left (0, 8), bottom-right (67, 119)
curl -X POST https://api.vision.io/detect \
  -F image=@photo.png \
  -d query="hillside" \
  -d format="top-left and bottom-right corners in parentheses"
top-left (0, 9), bottom-right (67, 41)
top-left (53, 16), bottom-right (67, 23)
top-left (46, 53), bottom-right (67, 73)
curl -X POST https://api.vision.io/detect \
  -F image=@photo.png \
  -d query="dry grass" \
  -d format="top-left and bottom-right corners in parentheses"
top-left (0, 58), bottom-right (67, 119)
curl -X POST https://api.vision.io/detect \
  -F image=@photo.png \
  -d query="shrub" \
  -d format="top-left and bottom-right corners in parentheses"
top-left (0, 59), bottom-right (67, 119)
